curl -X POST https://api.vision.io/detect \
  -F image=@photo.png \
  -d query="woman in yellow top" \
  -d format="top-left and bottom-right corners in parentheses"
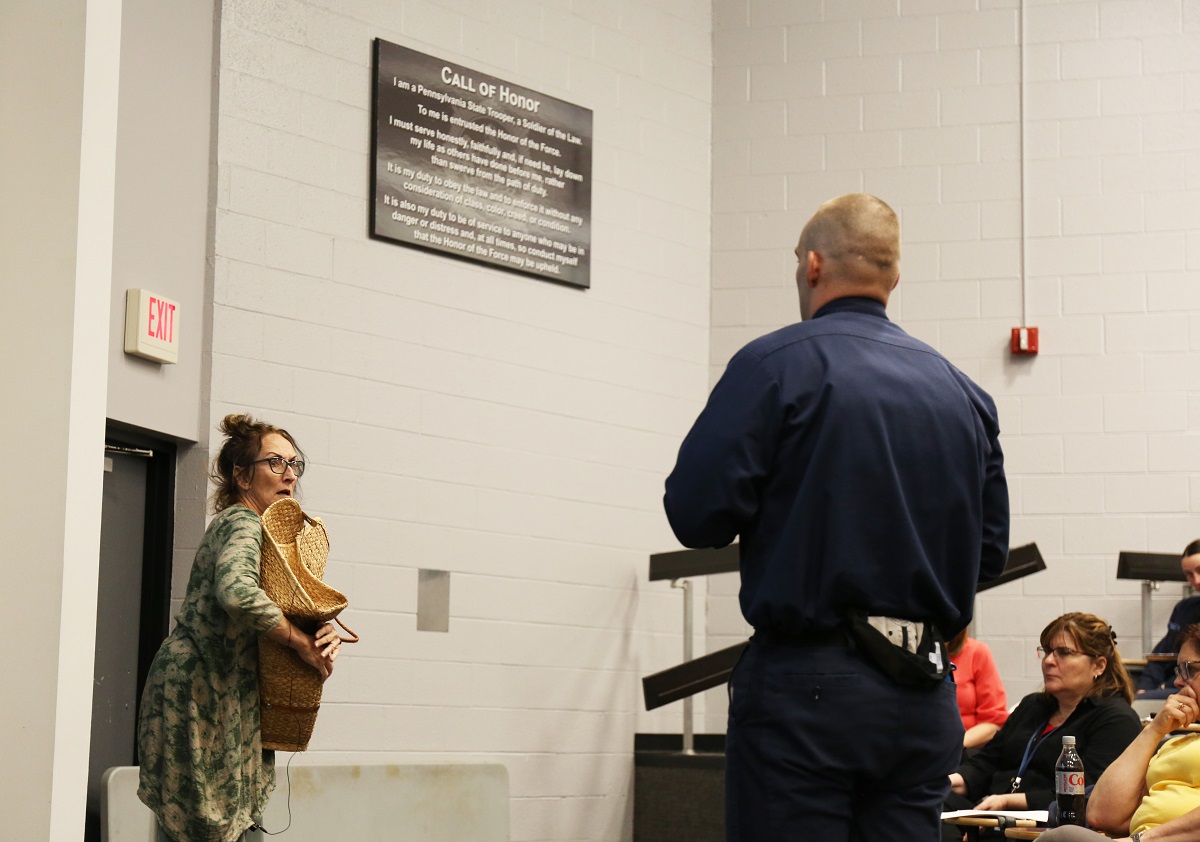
top-left (1041, 622), bottom-right (1200, 842)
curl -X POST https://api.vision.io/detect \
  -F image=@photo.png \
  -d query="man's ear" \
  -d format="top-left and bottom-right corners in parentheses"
top-left (890, 273), bottom-right (900, 291)
top-left (805, 250), bottom-right (822, 287)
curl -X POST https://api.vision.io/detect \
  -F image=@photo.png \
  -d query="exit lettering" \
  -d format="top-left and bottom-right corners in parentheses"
top-left (146, 296), bottom-right (176, 342)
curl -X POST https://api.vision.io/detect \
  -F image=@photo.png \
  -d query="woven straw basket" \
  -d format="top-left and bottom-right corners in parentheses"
top-left (259, 498), bottom-right (344, 620)
top-left (257, 498), bottom-right (356, 752)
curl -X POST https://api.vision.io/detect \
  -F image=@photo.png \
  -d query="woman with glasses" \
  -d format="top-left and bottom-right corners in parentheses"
top-left (1039, 622), bottom-right (1200, 842)
top-left (942, 612), bottom-right (1141, 840)
top-left (137, 414), bottom-right (341, 842)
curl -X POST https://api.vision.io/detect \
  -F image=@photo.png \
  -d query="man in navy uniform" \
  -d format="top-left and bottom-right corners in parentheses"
top-left (664, 193), bottom-right (1010, 842)
top-left (1136, 539), bottom-right (1200, 697)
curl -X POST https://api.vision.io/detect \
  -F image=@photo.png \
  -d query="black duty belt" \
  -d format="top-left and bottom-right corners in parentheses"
top-left (752, 627), bottom-right (850, 647)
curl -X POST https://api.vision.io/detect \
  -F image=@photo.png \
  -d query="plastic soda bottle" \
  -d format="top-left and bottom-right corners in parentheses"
top-left (1055, 734), bottom-right (1086, 826)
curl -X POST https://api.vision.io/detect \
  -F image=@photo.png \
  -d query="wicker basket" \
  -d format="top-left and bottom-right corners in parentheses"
top-left (259, 634), bottom-right (323, 751)
top-left (259, 498), bottom-right (345, 620)
top-left (257, 498), bottom-right (351, 752)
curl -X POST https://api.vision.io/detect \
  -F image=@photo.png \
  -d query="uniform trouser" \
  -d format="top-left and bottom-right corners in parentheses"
top-left (726, 636), bottom-right (963, 842)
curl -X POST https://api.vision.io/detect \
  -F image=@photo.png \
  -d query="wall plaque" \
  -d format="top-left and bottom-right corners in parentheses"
top-left (371, 39), bottom-right (593, 288)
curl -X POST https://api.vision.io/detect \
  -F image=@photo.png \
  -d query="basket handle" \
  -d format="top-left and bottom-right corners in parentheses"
top-left (332, 616), bottom-right (359, 643)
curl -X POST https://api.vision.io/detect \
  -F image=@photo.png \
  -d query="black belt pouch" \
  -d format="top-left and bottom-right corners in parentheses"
top-left (845, 612), bottom-right (950, 689)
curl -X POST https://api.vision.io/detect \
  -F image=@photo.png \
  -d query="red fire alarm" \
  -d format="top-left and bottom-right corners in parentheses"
top-left (1011, 326), bottom-right (1039, 355)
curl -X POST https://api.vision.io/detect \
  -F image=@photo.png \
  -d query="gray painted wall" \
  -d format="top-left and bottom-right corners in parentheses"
top-left (105, 0), bottom-right (217, 443)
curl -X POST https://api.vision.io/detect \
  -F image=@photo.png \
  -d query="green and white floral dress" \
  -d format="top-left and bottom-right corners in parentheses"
top-left (138, 504), bottom-right (284, 842)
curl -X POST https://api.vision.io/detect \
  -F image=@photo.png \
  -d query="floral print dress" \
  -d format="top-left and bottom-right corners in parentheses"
top-left (137, 505), bottom-right (284, 842)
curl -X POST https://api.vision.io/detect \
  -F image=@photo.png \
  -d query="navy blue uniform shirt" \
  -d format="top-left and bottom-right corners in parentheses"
top-left (664, 297), bottom-right (1009, 636)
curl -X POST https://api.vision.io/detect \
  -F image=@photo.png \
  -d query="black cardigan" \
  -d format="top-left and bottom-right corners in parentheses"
top-left (957, 692), bottom-right (1142, 811)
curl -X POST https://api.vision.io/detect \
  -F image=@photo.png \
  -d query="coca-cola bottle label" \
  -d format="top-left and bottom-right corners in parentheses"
top-left (1056, 770), bottom-right (1085, 795)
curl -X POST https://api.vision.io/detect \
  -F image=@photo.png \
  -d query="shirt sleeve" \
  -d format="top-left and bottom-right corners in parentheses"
top-left (214, 508), bottom-right (284, 633)
top-left (971, 641), bottom-right (1010, 727)
top-left (958, 695), bottom-right (1031, 799)
top-left (663, 348), bottom-right (781, 549)
top-left (957, 733), bottom-right (1002, 800)
top-left (976, 394), bottom-right (1010, 585)
top-left (1137, 633), bottom-right (1174, 691)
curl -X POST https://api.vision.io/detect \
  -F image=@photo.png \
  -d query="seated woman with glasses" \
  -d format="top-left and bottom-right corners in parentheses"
top-left (1039, 622), bottom-right (1200, 842)
top-left (942, 612), bottom-right (1142, 841)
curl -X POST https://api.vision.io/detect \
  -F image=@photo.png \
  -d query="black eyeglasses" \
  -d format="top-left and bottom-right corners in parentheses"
top-left (1037, 646), bottom-right (1090, 660)
top-left (251, 456), bottom-right (305, 477)
top-left (1176, 661), bottom-right (1200, 683)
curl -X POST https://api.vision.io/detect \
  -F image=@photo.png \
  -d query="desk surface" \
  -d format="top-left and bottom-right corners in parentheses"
top-left (943, 816), bottom-right (1040, 828)
top-left (942, 816), bottom-right (1047, 838)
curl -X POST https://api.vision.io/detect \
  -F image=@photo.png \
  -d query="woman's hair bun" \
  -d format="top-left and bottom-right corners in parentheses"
top-left (220, 413), bottom-right (257, 438)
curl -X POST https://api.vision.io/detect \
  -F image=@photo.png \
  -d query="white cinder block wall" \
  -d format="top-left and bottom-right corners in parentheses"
top-left (206, 1), bottom-right (711, 840)
top-left (185, 0), bottom-right (1200, 831)
top-left (706, 0), bottom-right (1200, 731)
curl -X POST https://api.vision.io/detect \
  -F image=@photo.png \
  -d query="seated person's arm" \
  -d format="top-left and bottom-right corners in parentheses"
top-left (1087, 721), bottom-right (1169, 833)
top-left (963, 722), bottom-right (1000, 749)
top-left (951, 702), bottom-right (1020, 802)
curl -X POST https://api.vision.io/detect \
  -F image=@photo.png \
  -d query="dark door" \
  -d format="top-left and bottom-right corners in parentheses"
top-left (86, 431), bottom-right (175, 842)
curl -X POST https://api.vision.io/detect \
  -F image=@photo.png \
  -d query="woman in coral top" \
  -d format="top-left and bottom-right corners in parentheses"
top-left (949, 627), bottom-right (1009, 753)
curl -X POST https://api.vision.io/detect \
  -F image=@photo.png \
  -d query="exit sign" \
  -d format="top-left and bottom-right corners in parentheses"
top-left (123, 289), bottom-right (179, 364)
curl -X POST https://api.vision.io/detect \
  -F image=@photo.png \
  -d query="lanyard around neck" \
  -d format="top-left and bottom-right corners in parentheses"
top-left (1011, 715), bottom-right (1062, 793)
